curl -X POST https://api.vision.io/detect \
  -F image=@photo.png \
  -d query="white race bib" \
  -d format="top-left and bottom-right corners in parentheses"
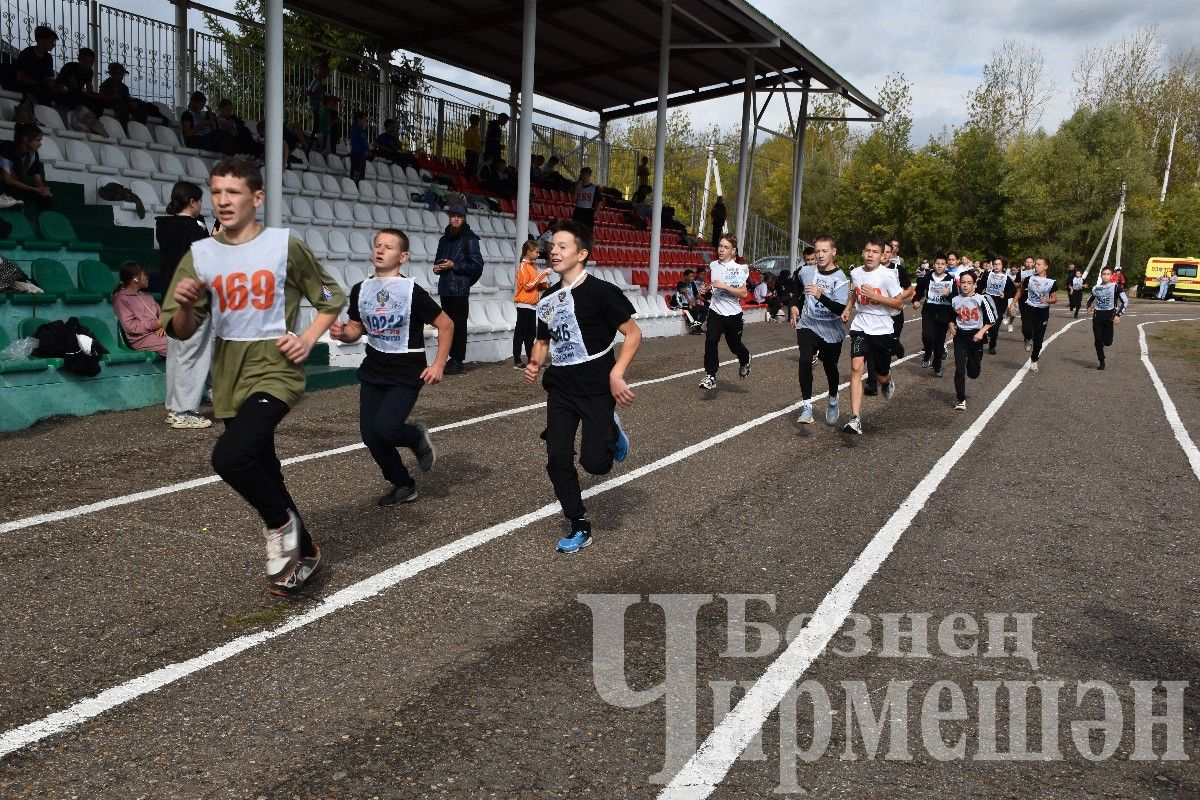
top-left (536, 273), bottom-right (614, 367)
top-left (359, 276), bottom-right (423, 353)
top-left (192, 227), bottom-right (289, 341)
top-left (985, 272), bottom-right (1008, 297)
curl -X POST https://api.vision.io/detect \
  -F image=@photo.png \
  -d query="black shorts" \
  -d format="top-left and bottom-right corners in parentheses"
top-left (849, 331), bottom-right (894, 376)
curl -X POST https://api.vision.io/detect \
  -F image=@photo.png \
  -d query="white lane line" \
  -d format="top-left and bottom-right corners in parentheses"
top-left (0, 343), bottom-right (808, 535)
top-left (0, 347), bottom-right (924, 760)
top-left (1139, 318), bottom-right (1200, 481)
top-left (657, 319), bottom-right (1087, 799)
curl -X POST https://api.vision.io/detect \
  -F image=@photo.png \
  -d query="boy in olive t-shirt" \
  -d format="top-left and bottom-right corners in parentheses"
top-left (161, 158), bottom-right (345, 596)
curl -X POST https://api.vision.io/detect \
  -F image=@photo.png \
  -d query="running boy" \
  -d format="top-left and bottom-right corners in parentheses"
top-left (1086, 265), bottom-right (1128, 370)
top-left (790, 234), bottom-right (849, 425)
top-left (842, 237), bottom-right (905, 435)
top-left (948, 271), bottom-right (997, 410)
top-left (524, 220), bottom-right (641, 554)
top-left (913, 254), bottom-right (956, 377)
top-left (161, 157), bottom-right (346, 596)
top-left (328, 228), bottom-right (453, 505)
top-left (698, 233), bottom-right (751, 390)
top-left (1014, 256), bottom-right (1057, 371)
top-left (1067, 263), bottom-right (1084, 318)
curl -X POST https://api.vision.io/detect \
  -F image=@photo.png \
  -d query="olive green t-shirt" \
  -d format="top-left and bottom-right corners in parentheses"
top-left (160, 229), bottom-right (346, 418)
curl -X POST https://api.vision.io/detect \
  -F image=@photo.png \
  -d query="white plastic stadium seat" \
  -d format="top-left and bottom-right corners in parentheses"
top-left (484, 301), bottom-right (511, 330)
top-left (348, 231), bottom-right (372, 259)
top-left (388, 206), bottom-right (407, 228)
top-left (371, 204), bottom-right (390, 227)
top-left (126, 121), bottom-right (167, 151)
top-left (357, 181), bottom-right (378, 204)
top-left (300, 172), bottom-right (322, 197)
top-left (184, 156), bottom-right (210, 183)
top-left (373, 181), bottom-right (393, 203)
top-left (319, 173), bottom-right (342, 199)
top-left (312, 198), bottom-right (335, 224)
top-left (325, 154), bottom-right (345, 174)
top-left (123, 148), bottom-right (156, 178)
top-left (99, 116), bottom-right (133, 146)
top-left (128, 180), bottom-right (160, 214)
top-left (39, 137), bottom-right (79, 171)
top-left (474, 216), bottom-right (495, 235)
top-left (467, 303), bottom-right (496, 333)
top-left (98, 143), bottom-right (133, 174)
top-left (332, 200), bottom-right (356, 229)
top-left (501, 217), bottom-right (516, 235)
top-left (304, 228), bottom-right (329, 259)
top-left (352, 203), bottom-right (373, 230)
top-left (65, 140), bottom-right (115, 175)
top-left (152, 125), bottom-right (200, 156)
top-left (288, 196), bottom-right (314, 225)
top-left (338, 176), bottom-right (360, 202)
top-left (422, 209), bottom-right (440, 232)
top-left (327, 229), bottom-right (352, 257)
top-left (404, 207), bottom-right (426, 233)
top-left (282, 170), bottom-right (302, 196)
top-left (306, 151), bottom-right (327, 173)
top-left (34, 105), bottom-right (83, 139)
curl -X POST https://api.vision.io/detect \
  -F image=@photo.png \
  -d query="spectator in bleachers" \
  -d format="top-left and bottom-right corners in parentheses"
top-left (374, 117), bottom-right (402, 163)
top-left (317, 94), bottom-right (341, 155)
top-left (512, 239), bottom-right (551, 368)
top-left (55, 47), bottom-right (105, 132)
top-left (636, 156), bottom-right (650, 195)
top-left (710, 195), bottom-right (726, 255)
top-left (215, 99), bottom-right (263, 160)
top-left (463, 114), bottom-right (482, 176)
top-left (681, 267), bottom-right (708, 326)
top-left (432, 203), bottom-right (484, 374)
top-left (541, 156), bottom-right (573, 191)
top-left (96, 62), bottom-right (163, 131)
top-left (13, 25), bottom-right (68, 107)
top-left (307, 63), bottom-right (329, 141)
top-left (181, 91), bottom-right (237, 155)
top-left (530, 153), bottom-right (546, 181)
top-left (0, 123), bottom-right (52, 209)
top-left (156, 180), bottom-right (213, 430)
top-left (671, 280), bottom-right (703, 334)
top-left (113, 261), bottom-right (167, 357)
top-left (349, 110), bottom-right (369, 182)
top-left (483, 112), bottom-right (508, 166)
top-left (572, 167), bottom-right (601, 231)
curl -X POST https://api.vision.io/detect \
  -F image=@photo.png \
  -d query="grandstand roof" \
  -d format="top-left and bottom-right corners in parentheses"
top-left (282, 0), bottom-right (885, 123)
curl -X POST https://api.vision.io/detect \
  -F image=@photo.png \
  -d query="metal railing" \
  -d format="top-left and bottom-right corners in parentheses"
top-left (746, 214), bottom-right (791, 263)
top-left (97, 4), bottom-right (177, 107)
top-left (1, 0), bottom-right (90, 63)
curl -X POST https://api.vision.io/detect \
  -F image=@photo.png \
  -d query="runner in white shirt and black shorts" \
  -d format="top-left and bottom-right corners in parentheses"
top-left (329, 229), bottom-right (454, 506)
top-left (698, 233), bottom-right (752, 390)
top-left (842, 237), bottom-right (906, 435)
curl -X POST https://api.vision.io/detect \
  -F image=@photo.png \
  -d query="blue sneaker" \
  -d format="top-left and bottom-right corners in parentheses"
top-left (796, 403), bottom-right (814, 424)
top-left (826, 397), bottom-right (839, 425)
top-left (555, 529), bottom-right (593, 554)
top-left (613, 412), bottom-right (629, 463)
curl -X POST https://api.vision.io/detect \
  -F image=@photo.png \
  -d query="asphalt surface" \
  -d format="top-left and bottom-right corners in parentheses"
top-left (1, 301), bottom-right (1198, 799)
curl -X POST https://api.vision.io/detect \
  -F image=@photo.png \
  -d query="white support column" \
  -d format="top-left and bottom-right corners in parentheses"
top-left (513, 0), bottom-right (536, 258)
top-left (1114, 181), bottom-right (1126, 274)
top-left (377, 44), bottom-right (389, 132)
top-left (174, 2), bottom-right (188, 109)
top-left (788, 79), bottom-right (810, 272)
top-left (698, 145), bottom-right (713, 234)
top-left (597, 118), bottom-right (609, 186)
top-left (508, 88), bottom-right (519, 164)
top-left (647, 0), bottom-right (672, 298)
top-left (733, 52), bottom-right (754, 240)
top-left (264, 0), bottom-right (283, 227)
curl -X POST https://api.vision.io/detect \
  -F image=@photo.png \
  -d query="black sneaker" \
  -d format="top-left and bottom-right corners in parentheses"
top-left (378, 484), bottom-right (419, 506)
top-left (411, 422), bottom-right (436, 472)
top-left (987, 347), bottom-right (997, 355)
top-left (1097, 361), bottom-right (1105, 370)
top-left (445, 360), bottom-right (464, 375)
top-left (864, 382), bottom-right (879, 396)
top-left (513, 358), bottom-right (525, 369)
top-left (739, 354), bottom-right (752, 379)
top-left (920, 358), bottom-right (931, 369)
top-left (932, 370), bottom-right (943, 378)
top-left (894, 341), bottom-right (906, 358)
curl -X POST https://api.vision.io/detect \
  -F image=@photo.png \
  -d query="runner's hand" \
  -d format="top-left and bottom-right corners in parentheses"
top-left (1114, 316), bottom-right (1120, 326)
top-left (789, 307), bottom-right (799, 326)
top-left (523, 359), bottom-right (540, 384)
top-left (173, 277), bottom-right (207, 307)
top-left (973, 331), bottom-right (984, 342)
top-left (328, 321), bottom-right (345, 340)
top-left (611, 373), bottom-right (635, 407)
top-left (421, 362), bottom-right (444, 385)
top-left (276, 332), bottom-right (311, 364)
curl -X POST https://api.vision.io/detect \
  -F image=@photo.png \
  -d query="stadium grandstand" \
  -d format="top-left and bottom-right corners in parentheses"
top-left (0, 0), bottom-right (881, 431)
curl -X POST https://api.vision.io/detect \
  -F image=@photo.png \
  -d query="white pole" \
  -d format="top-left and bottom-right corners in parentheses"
top-left (174, 2), bottom-right (188, 109)
top-left (597, 118), bottom-right (608, 186)
top-left (1080, 211), bottom-right (1117, 284)
top-left (1160, 111), bottom-right (1179, 203)
top-left (734, 53), bottom-right (754, 241)
top-left (698, 145), bottom-right (713, 235)
top-left (514, 0), bottom-right (536, 254)
top-left (788, 79), bottom-right (809, 273)
top-left (377, 44), bottom-right (389, 132)
top-left (647, 0), bottom-right (671, 298)
top-left (1114, 181), bottom-right (1126, 275)
top-left (264, 0), bottom-right (283, 228)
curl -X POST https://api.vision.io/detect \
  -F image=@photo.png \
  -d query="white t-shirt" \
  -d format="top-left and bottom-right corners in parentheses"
top-left (708, 259), bottom-right (748, 316)
top-left (849, 265), bottom-right (902, 336)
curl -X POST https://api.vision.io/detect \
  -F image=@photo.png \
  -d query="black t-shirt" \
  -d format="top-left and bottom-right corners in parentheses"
top-left (16, 47), bottom-right (53, 84)
top-left (348, 280), bottom-right (443, 386)
top-left (56, 61), bottom-right (93, 91)
top-left (99, 77), bottom-right (131, 102)
top-left (536, 275), bottom-right (635, 396)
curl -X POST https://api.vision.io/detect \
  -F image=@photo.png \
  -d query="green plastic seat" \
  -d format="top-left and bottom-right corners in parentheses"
top-left (29, 259), bottom-right (102, 304)
top-left (0, 210), bottom-right (60, 251)
top-left (38, 211), bottom-right (103, 252)
top-left (76, 315), bottom-right (156, 364)
top-left (0, 326), bottom-right (58, 373)
top-left (77, 259), bottom-right (118, 296)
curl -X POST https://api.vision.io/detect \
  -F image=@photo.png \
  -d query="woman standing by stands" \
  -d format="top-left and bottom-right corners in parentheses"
top-left (156, 181), bottom-right (213, 429)
top-left (112, 262), bottom-right (167, 356)
top-left (512, 240), bottom-right (551, 368)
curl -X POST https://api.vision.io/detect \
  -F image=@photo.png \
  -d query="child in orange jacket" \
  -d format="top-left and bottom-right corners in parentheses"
top-left (512, 239), bottom-right (551, 367)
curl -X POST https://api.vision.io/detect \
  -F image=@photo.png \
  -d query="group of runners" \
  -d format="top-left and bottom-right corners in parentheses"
top-left (159, 157), bottom-right (1131, 597)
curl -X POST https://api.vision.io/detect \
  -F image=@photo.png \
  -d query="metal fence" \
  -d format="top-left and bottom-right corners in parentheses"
top-left (96, 4), bottom-right (177, 106)
top-left (1, 0), bottom-right (90, 63)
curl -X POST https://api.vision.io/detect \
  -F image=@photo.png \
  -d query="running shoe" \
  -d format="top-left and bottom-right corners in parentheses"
top-left (1030, 362), bottom-right (1039, 372)
top-left (555, 529), bottom-right (593, 554)
top-left (1024, 340), bottom-right (1032, 352)
top-left (843, 415), bottom-right (863, 435)
top-left (739, 355), bottom-right (752, 379)
top-left (513, 359), bottom-right (525, 369)
top-left (411, 422), bottom-right (436, 472)
top-left (699, 374), bottom-right (716, 390)
top-left (1006, 323), bottom-right (1013, 332)
top-left (269, 544), bottom-right (322, 597)
top-left (920, 358), bottom-right (931, 369)
top-left (166, 411), bottom-right (180, 425)
top-left (613, 412), bottom-right (629, 462)
top-left (987, 347), bottom-right (997, 355)
top-left (863, 382), bottom-right (878, 396)
top-left (882, 379), bottom-right (896, 401)
top-left (378, 483), bottom-right (419, 506)
top-left (1097, 361), bottom-right (1105, 371)
top-left (933, 370), bottom-right (943, 378)
top-left (797, 403), bottom-right (814, 424)
top-left (264, 509), bottom-right (301, 579)
top-left (825, 397), bottom-right (839, 426)
top-left (170, 411), bottom-right (212, 429)
top-left (954, 399), bottom-right (967, 411)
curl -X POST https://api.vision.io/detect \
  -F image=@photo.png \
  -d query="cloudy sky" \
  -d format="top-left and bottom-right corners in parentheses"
top-left (125, 0), bottom-right (1196, 143)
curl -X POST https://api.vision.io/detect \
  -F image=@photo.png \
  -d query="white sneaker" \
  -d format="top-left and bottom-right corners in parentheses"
top-left (843, 416), bottom-right (863, 435)
top-left (264, 509), bottom-right (301, 579)
top-left (1030, 362), bottom-right (1039, 372)
top-left (699, 374), bottom-right (716, 390)
top-left (0, 194), bottom-right (22, 209)
top-left (1006, 323), bottom-right (1013, 332)
top-left (955, 399), bottom-right (967, 410)
top-left (170, 411), bottom-right (213, 429)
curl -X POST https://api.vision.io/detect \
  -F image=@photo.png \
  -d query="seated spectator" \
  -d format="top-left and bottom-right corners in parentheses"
top-left (12, 26), bottom-right (67, 106)
top-left (671, 280), bottom-right (703, 334)
top-left (0, 123), bottom-right (53, 209)
top-left (112, 261), bottom-right (167, 357)
top-left (181, 91), bottom-right (237, 155)
top-left (215, 98), bottom-right (264, 159)
top-left (257, 120), bottom-right (307, 168)
top-left (530, 153), bottom-right (546, 180)
top-left (96, 62), bottom-right (164, 131)
top-left (540, 156), bottom-right (574, 191)
top-left (374, 117), bottom-right (402, 163)
top-left (762, 273), bottom-right (782, 320)
top-left (55, 47), bottom-right (105, 131)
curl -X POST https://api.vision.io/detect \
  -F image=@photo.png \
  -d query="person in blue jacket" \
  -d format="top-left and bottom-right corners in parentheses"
top-left (432, 203), bottom-right (485, 374)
